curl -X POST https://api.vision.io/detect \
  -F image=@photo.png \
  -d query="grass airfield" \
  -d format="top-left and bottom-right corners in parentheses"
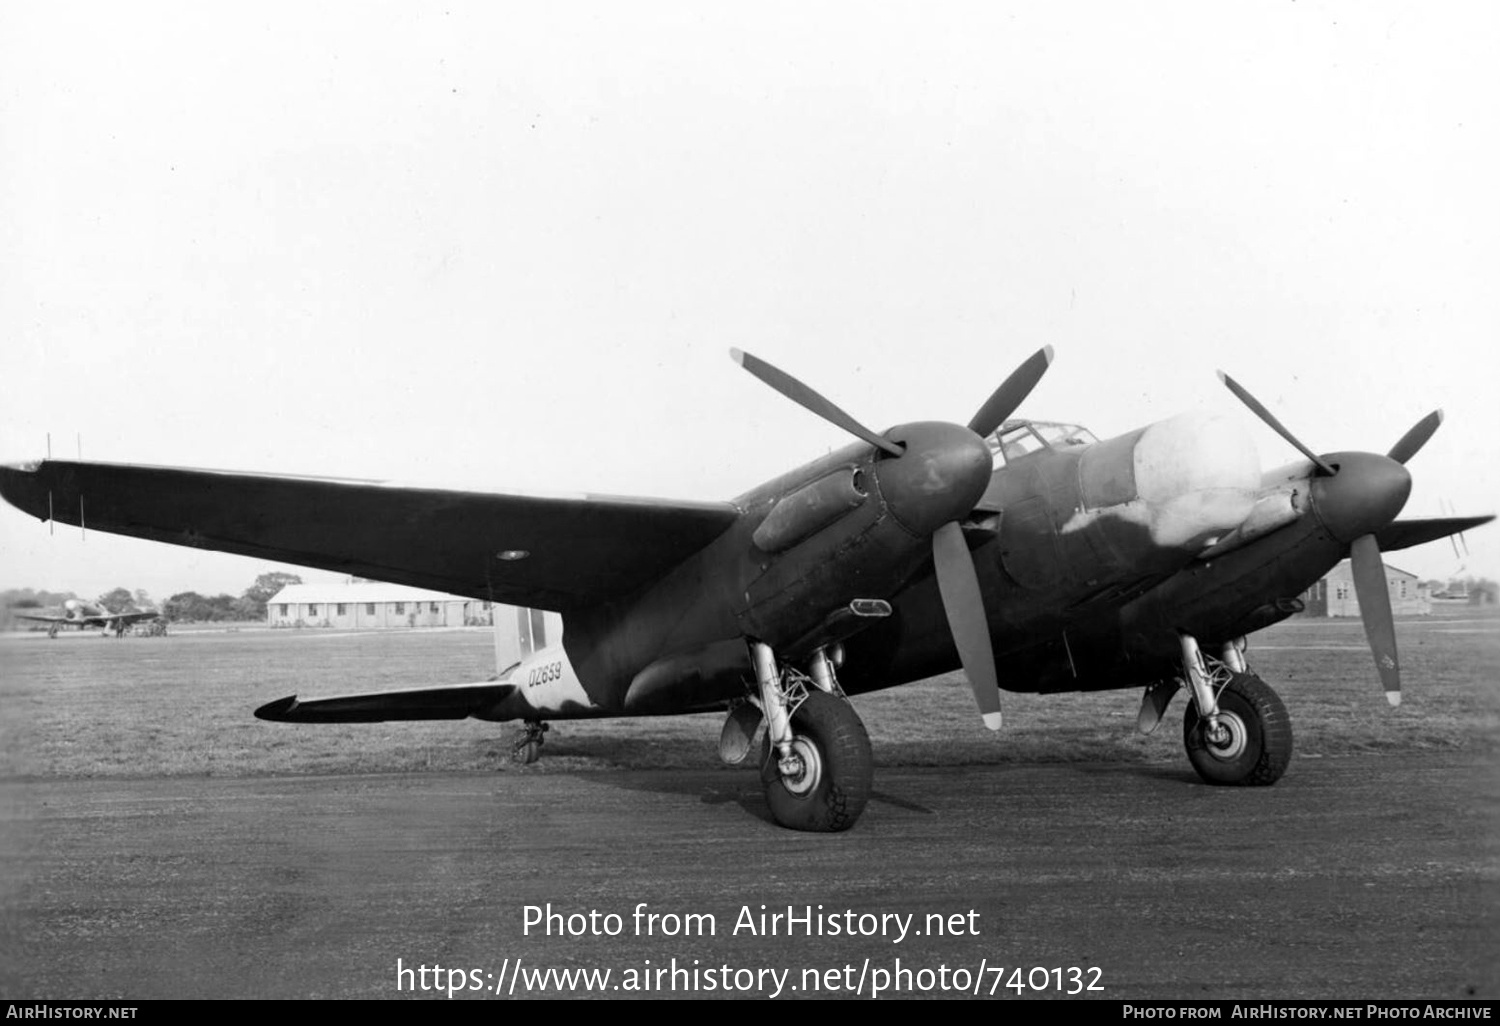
top-left (1, 608), bottom-right (1496, 1000)
top-left (2, 606), bottom-right (1495, 780)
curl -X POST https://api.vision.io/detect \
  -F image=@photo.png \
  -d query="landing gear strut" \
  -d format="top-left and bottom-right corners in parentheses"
top-left (511, 720), bottom-right (549, 765)
top-left (1178, 633), bottom-right (1292, 786)
top-left (747, 640), bottom-right (872, 832)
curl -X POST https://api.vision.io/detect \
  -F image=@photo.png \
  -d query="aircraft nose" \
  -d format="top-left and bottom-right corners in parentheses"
top-left (1133, 411), bottom-right (1260, 549)
top-left (876, 421), bottom-right (994, 536)
top-left (1310, 451), bottom-right (1412, 543)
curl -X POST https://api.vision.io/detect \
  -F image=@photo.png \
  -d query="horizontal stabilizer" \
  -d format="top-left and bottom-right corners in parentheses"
top-left (1374, 515), bottom-right (1494, 553)
top-left (255, 681), bottom-right (515, 723)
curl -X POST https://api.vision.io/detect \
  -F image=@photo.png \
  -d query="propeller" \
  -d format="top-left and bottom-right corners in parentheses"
top-left (730, 349), bottom-right (904, 457)
top-left (1219, 373), bottom-right (1442, 707)
top-left (733, 347), bottom-right (1054, 729)
top-left (933, 521), bottom-right (1003, 729)
top-left (1216, 372), bottom-right (1337, 475)
top-left (969, 346), bottom-right (1055, 437)
top-left (1349, 534), bottom-right (1400, 705)
top-left (1387, 410), bottom-right (1443, 466)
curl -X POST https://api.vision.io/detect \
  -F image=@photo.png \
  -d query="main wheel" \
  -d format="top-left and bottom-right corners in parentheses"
top-left (1183, 671), bottom-right (1292, 786)
top-left (759, 690), bottom-right (873, 832)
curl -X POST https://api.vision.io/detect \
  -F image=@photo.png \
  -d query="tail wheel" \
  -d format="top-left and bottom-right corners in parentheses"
top-left (759, 690), bottom-right (872, 832)
top-left (1183, 670), bottom-right (1292, 786)
top-left (511, 721), bottom-right (548, 765)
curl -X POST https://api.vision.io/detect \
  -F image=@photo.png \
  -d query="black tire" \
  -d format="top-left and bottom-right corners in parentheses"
top-left (1183, 671), bottom-right (1292, 786)
top-left (759, 690), bottom-right (873, 832)
top-left (512, 740), bottom-right (541, 765)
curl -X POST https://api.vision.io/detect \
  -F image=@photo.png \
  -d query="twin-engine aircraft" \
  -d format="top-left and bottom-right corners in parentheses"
top-left (0, 350), bottom-right (1490, 831)
top-left (14, 598), bottom-right (163, 638)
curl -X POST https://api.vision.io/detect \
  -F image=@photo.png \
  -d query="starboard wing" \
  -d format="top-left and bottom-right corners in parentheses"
top-left (0, 460), bottom-right (742, 611)
top-left (1374, 515), bottom-right (1495, 553)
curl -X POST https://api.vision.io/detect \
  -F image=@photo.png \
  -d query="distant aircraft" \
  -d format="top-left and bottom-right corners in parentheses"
top-left (14, 599), bottom-right (164, 638)
top-left (0, 350), bottom-right (1490, 830)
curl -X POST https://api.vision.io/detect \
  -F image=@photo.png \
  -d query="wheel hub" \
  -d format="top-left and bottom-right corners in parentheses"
top-left (779, 736), bottom-right (823, 796)
top-left (1204, 710), bottom-right (1248, 761)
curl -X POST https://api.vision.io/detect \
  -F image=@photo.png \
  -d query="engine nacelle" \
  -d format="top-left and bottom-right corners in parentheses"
top-left (751, 467), bottom-right (868, 553)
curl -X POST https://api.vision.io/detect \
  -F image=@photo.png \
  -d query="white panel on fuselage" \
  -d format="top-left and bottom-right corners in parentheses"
top-left (506, 643), bottom-right (595, 716)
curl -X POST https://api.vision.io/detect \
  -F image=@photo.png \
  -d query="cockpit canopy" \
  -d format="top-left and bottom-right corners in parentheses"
top-left (987, 419), bottom-right (1099, 465)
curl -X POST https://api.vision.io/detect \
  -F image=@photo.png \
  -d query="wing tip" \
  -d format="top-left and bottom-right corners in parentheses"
top-left (0, 461), bottom-right (49, 519)
top-left (254, 696), bottom-right (300, 722)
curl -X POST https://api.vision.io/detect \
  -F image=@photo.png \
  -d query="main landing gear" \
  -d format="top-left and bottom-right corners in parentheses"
top-left (1172, 633), bottom-right (1293, 786)
top-left (738, 640), bottom-right (873, 832)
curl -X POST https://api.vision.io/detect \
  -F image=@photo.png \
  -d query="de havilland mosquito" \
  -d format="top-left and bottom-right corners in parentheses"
top-left (0, 350), bottom-right (1489, 831)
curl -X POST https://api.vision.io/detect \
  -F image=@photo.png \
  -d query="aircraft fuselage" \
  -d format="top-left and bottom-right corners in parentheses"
top-left (551, 411), bottom-right (1263, 718)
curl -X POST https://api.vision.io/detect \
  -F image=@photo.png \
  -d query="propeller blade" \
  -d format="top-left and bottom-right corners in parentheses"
top-left (1386, 410), bottom-right (1444, 465)
top-left (1217, 372), bottom-right (1338, 476)
top-left (1349, 533), bottom-right (1401, 706)
top-left (967, 346), bottom-right (1056, 438)
top-left (932, 521), bottom-right (1002, 730)
top-left (730, 349), bottom-right (904, 457)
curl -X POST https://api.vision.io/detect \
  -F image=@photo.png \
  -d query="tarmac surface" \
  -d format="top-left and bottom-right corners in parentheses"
top-left (2, 753), bottom-right (1495, 1000)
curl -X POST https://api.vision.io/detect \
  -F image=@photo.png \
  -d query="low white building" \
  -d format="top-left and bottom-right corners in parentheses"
top-left (266, 582), bottom-right (493, 629)
top-left (1299, 561), bottom-right (1430, 618)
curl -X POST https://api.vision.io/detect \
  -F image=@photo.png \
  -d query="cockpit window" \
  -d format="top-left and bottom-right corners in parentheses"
top-left (987, 420), bottom-right (1099, 465)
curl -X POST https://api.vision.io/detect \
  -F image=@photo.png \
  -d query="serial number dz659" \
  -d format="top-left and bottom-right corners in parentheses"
top-left (525, 662), bottom-right (563, 688)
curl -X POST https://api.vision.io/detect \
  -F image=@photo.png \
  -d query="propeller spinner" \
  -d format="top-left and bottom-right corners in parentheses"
top-left (1219, 373), bottom-right (1441, 706)
top-left (733, 346), bottom-right (1054, 729)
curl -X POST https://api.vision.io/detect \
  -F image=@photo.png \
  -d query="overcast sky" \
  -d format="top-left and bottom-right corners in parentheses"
top-left (2, 1), bottom-right (1496, 601)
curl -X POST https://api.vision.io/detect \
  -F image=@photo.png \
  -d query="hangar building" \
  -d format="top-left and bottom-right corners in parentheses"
top-left (266, 583), bottom-right (566, 681)
top-left (266, 583), bottom-right (493, 629)
top-left (1299, 561), bottom-right (1430, 618)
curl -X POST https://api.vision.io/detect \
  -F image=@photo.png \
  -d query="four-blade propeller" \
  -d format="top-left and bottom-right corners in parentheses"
top-left (733, 346), bottom-right (1054, 730)
top-left (1218, 373), bottom-right (1442, 706)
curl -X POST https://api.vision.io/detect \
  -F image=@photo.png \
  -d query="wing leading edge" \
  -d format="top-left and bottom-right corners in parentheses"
top-left (0, 460), bottom-right (742, 611)
top-left (1374, 515), bottom-right (1495, 554)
